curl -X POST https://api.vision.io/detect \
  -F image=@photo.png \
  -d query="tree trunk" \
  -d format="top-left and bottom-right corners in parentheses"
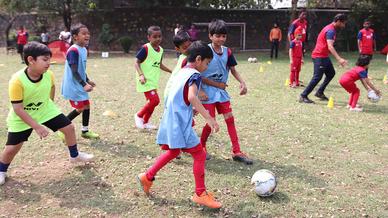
top-left (63, 0), bottom-right (72, 29)
top-left (3, 16), bottom-right (17, 54)
top-left (290, 0), bottom-right (298, 22)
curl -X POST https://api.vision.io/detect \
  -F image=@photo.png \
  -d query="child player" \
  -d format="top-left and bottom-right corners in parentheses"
top-left (339, 55), bottom-right (381, 112)
top-left (199, 19), bottom-right (253, 165)
top-left (289, 29), bottom-right (304, 87)
top-left (163, 30), bottom-right (191, 100)
top-left (134, 26), bottom-right (172, 130)
top-left (61, 24), bottom-right (99, 139)
top-left (137, 41), bottom-right (222, 209)
top-left (0, 42), bottom-right (93, 185)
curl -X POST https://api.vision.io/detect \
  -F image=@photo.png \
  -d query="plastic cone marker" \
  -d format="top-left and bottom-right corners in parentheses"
top-left (327, 96), bottom-right (334, 109)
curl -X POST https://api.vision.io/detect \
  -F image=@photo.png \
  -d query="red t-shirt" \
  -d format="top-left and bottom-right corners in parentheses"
top-left (290, 39), bottom-right (303, 58)
top-left (312, 23), bottom-right (336, 59)
top-left (16, 31), bottom-right (28, 45)
top-left (358, 28), bottom-right (375, 55)
top-left (289, 18), bottom-right (308, 42)
top-left (340, 66), bottom-right (368, 83)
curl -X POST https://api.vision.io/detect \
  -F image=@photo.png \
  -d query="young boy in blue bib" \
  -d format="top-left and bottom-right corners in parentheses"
top-left (137, 41), bottom-right (222, 209)
top-left (200, 19), bottom-right (253, 164)
top-left (0, 42), bottom-right (94, 185)
top-left (61, 23), bottom-right (99, 139)
top-left (134, 26), bottom-right (172, 130)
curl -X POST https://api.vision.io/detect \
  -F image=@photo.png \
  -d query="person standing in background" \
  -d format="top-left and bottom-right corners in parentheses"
top-left (269, 23), bottom-right (282, 59)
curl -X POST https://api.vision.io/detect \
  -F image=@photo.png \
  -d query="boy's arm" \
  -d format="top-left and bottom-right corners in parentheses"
top-left (12, 103), bottom-right (49, 139)
top-left (135, 58), bottom-right (146, 84)
top-left (201, 77), bottom-right (227, 90)
top-left (188, 84), bottom-right (219, 133)
top-left (50, 84), bottom-right (55, 101)
top-left (230, 66), bottom-right (247, 95)
top-left (361, 78), bottom-right (381, 96)
top-left (160, 62), bottom-right (172, 73)
top-left (289, 48), bottom-right (293, 64)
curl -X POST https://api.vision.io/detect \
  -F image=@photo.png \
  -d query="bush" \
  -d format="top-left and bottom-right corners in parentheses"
top-left (29, 35), bottom-right (41, 42)
top-left (119, 36), bottom-right (133, 53)
top-left (98, 23), bottom-right (114, 51)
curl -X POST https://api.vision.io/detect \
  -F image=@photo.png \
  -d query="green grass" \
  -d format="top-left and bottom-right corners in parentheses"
top-left (0, 50), bottom-right (387, 217)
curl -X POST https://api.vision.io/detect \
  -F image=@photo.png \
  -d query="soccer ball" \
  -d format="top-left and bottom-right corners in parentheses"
top-left (248, 57), bottom-right (253, 63)
top-left (251, 57), bottom-right (258, 63)
top-left (367, 90), bottom-right (380, 103)
top-left (251, 169), bottom-right (277, 197)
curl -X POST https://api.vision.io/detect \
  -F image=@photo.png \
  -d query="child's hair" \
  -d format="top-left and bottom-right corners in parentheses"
top-left (71, 23), bottom-right (87, 37)
top-left (187, 41), bottom-right (213, 62)
top-left (356, 55), bottom-right (371, 67)
top-left (333, 14), bottom-right (347, 22)
top-left (23, 41), bottom-right (52, 65)
top-left (208, 19), bottom-right (227, 35)
top-left (173, 30), bottom-right (191, 47)
top-left (147, 26), bottom-right (161, 36)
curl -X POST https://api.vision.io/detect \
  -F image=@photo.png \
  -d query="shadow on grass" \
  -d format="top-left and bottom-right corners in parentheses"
top-left (1, 166), bottom-right (131, 215)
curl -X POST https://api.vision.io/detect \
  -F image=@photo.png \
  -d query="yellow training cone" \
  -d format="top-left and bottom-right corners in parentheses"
top-left (327, 96), bottom-right (334, 109)
top-left (383, 75), bottom-right (387, 83)
top-left (284, 79), bottom-right (290, 87)
top-left (103, 110), bottom-right (117, 117)
top-left (259, 65), bottom-right (264, 73)
top-left (267, 61), bottom-right (272, 65)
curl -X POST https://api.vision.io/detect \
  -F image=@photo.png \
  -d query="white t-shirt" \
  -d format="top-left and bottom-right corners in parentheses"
top-left (174, 28), bottom-right (179, 35)
top-left (386, 53), bottom-right (388, 62)
top-left (59, 31), bottom-right (72, 44)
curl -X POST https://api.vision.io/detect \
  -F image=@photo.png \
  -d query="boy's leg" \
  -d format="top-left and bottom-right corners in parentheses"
top-left (44, 114), bottom-right (93, 162)
top-left (137, 90), bottom-right (160, 124)
top-left (296, 59), bottom-right (302, 85)
top-left (200, 104), bottom-right (216, 150)
top-left (350, 87), bottom-right (360, 109)
top-left (80, 103), bottom-right (99, 139)
top-left (138, 145), bottom-right (180, 195)
top-left (290, 64), bottom-right (296, 86)
top-left (219, 102), bottom-right (253, 165)
top-left (187, 145), bottom-right (222, 209)
top-left (0, 129), bottom-right (32, 185)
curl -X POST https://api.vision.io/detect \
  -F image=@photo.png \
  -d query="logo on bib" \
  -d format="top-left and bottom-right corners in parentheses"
top-left (24, 102), bottom-right (43, 111)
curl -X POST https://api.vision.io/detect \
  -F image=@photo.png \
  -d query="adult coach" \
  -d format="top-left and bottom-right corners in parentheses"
top-left (357, 20), bottom-right (376, 60)
top-left (299, 14), bottom-right (348, 104)
top-left (288, 11), bottom-right (308, 53)
top-left (269, 23), bottom-right (282, 59)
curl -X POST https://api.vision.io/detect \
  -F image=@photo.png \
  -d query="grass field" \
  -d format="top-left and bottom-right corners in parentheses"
top-left (0, 50), bottom-right (387, 217)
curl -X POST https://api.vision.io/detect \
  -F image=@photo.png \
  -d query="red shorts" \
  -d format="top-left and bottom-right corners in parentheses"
top-left (160, 144), bottom-right (203, 153)
top-left (69, 100), bottom-right (90, 109)
top-left (203, 101), bottom-right (232, 117)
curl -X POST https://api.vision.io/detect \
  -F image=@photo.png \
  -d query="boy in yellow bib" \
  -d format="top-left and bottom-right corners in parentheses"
top-left (134, 26), bottom-right (172, 130)
top-left (0, 42), bottom-right (93, 186)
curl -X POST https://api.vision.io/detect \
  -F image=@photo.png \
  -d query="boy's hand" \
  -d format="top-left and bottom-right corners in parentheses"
top-left (301, 59), bottom-right (304, 64)
top-left (206, 117), bottom-right (219, 133)
top-left (83, 83), bottom-right (93, 92)
top-left (239, 82), bottom-right (247, 95)
top-left (376, 90), bottom-right (382, 96)
top-left (34, 125), bottom-right (49, 139)
top-left (139, 74), bottom-right (146, 84)
top-left (88, 80), bottom-right (96, 87)
top-left (217, 82), bottom-right (228, 90)
top-left (198, 90), bottom-right (208, 101)
top-left (338, 58), bottom-right (348, 67)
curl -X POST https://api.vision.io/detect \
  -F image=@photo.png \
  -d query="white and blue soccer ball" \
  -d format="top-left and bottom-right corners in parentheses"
top-left (367, 90), bottom-right (380, 103)
top-left (251, 169), bottom-right (277, 197)
top-left (247, 57), bottom-right (258, 63)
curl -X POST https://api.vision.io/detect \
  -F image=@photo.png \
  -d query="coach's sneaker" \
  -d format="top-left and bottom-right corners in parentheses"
top-left (192, 192), bottom-right (222, 209)
top-left (232, 152), bottom-right (253, 165)
top-left (143, 123), bottom-right (157, 130)
top-left (299, 95), bottom-right (314, 104)
top-left (81, 131), bottom-right (99, 139)
top-left (0, 172), bottom-right (6, 186)
top-left (70, 152), bottom-right (94, 163)
top-left (134, 114), bottom-right (144, 129)
top-left (137, 173), bottom-right (153, 195)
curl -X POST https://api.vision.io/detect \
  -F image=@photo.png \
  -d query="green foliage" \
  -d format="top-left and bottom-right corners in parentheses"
top-left (98, 23), bottom-right (114, 50)
top-left (134, 0), bottom-right (271, 9)
top-left (29, 35), bottom-right (41, 42)
top-left (119, 36), bottom-right (133, 53)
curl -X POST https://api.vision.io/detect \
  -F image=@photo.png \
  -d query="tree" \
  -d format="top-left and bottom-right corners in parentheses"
top-left (133, 0), bottom-right (271, 9)
top-left (0, 0), bottom-right (34, 49)
top-left (34, 0), bottom-right (98, 30)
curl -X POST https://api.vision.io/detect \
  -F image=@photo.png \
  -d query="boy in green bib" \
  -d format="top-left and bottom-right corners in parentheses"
top-left (0, 42), bottom-right (94, 186)
top-left (134, 26), bottom-right (172, 130)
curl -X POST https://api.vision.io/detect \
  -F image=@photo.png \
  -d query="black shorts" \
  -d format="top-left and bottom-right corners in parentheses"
top-left (6, 114), bottom-right (71, 145)
top-left (17, 44), bottom-right (24, 54)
